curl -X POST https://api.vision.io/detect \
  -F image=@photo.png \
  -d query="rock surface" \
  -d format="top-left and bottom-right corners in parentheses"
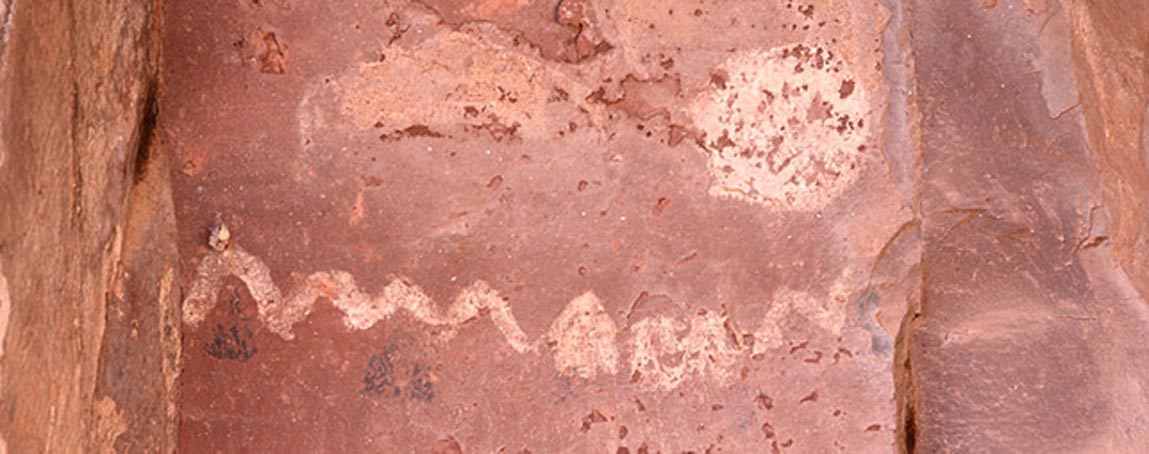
top-left (167, 0), bottom-right (907, 451)
top-left (0, 0), bottom-right (1147, 452)
top-left (0, 0), bottom-right (177, 452)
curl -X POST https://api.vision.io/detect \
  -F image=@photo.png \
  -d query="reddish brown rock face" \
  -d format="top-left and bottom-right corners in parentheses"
top-left (5, 0), bottom-right (1149, 452)
top-left (166, 0), bottom-right (906, 451)
top-left (155, 0), bottom-right (1149, 452)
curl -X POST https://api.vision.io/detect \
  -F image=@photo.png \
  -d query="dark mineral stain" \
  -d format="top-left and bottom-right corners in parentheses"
top-left (362, 342), bottom-right (435, 401)
top-left (203, 288), bottom-right (257, 362)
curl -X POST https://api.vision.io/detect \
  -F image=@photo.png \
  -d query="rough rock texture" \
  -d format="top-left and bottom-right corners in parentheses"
top-left (0, 0), bottom-right (1147, 452)
top-left (0, 0), bottom-right (177, 452)
top-left (163, 0), bottom-right (1149, 452)
top-left (167, 0), bottom-right (909, 452)
top-left (900, 0), bottom-right (1149, 451)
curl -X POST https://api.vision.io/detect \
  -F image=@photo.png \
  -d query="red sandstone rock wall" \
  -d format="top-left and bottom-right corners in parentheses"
top-left (0, 0), bottom-right (176, 452)
top-left (0, 0), bottom-right (1147, 452)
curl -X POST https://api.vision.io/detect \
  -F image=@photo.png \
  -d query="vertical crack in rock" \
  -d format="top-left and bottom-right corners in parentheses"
top-left (130, 82), bottom-right (158, 185)
top-left (877, 0), bottom-right (922, 450)
top-left (894, 299), bottom-right (921, 454)
top-left (0, 261), bottom-right (9, 375)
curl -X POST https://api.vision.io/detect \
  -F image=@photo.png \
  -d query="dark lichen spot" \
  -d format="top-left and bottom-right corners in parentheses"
top-left (408, 363), bottom-right (435, 401)
top-left (363, 342), bottom-right (435, 402)
top-left (203, 288), bottom-right (257, 362)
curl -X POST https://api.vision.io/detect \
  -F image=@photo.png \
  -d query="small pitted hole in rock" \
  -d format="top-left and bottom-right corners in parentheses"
top-left (762, 421), bottom-right (776, 439)
top-left (580, 410), bottom-right (609, 432)
top-left (839, 79), bottom-right (855, 99)
top-left (258, 30), bottom-right (288, 74)
top-left (799, 391), bottom-right (819, 403)
top-left (652, 197), bottom-right (671, 214)
top-left (865, 424), bottom-right (882, 432)
top-left (709, 70), bottom-right (729, 89)
top-left (432, 436), bottom-right (463, 454)
top-left (804, 351), bottom-right (823, 363)
top-left (756, 391), bottom-right (774, 410)
top-left (789, 341), bottom-right (809, 354)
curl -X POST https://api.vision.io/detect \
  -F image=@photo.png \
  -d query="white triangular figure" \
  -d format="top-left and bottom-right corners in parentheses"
top-left (547, 291), bottom-right (620, 379)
